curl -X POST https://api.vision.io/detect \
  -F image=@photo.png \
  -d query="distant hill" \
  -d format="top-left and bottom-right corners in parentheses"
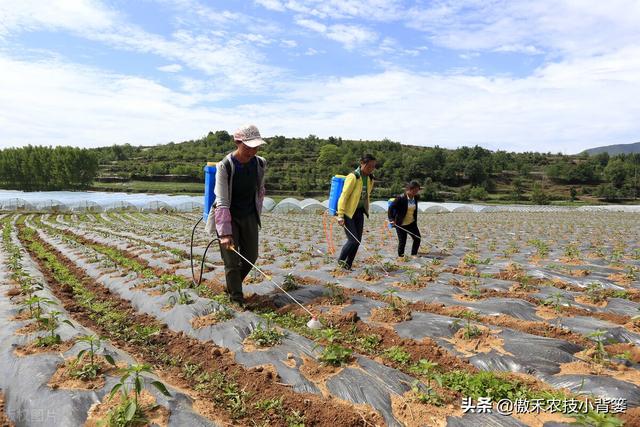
top-left (583, 142), bottom-right (640, 156)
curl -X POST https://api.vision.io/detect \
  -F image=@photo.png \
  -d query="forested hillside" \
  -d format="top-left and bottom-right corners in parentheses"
top-left (583, 142), bottom-right (640, 156)
top-left (89, 131), bottom-right (640, 203)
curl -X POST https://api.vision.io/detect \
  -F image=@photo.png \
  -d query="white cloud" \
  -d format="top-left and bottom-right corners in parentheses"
top-left (0, 0), bottom-right (282, 91)
top-left (406, 0), bottom-right (640, 56)
top-left (3, 47), bottom-right (640, 153)
top-left (0, 0), bottom-right (116, 36)
top-left (254, 0), bottom-right (286, 12)
top-left (295, 18), bottom-right (376, 50)
top-left (326, 24), bottom-right (377, 50)
top-left (281, 39), bottom-right (298, 48)
top-left (256, 0), bottom-right (404, 21)
top-left (0, 55), bottom-right (215, 148)
top-left (369, 37), bottom-right (419, 57)
top-left (295, 18), bottom-right (326, 33)
top-left (157, 63), bottom-right (183, 73)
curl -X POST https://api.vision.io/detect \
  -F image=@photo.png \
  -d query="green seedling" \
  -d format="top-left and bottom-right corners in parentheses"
top-left (544, 291), bottom-right (570, 315)
top-left (20, 280), bottom-right (44, 298)
top-left (323, 282), bottom-right (346, 305)
top-left (564, 243), bottom-right (581, 260)
top-left (106, 363), bottom-right (171, 427)
top-left (588, 329), bottom-right (610, 364)
top-left (468, 280), bottom-right (482, 299)
top-left (281, 257), bottom-right (295, 269)
top-left (282, 273), bottom-right (299, 291)
top-left (529, 239), bottom-right (550, 257)
top-left (361, 265), bottom-right (378, 280)
top-left (568, 410), bottom-right (623, 427)
top-left (168, 288), bottom-right (194, 306)
top-left (453, 311), bottom-right (482, 339)
top-left (285, 410), bottom-right (306, 427)
top-left (382, 288), bottom-right (404, 311)
top-left (410, 380), bottom-right (443, 406)
top-left (210, 305), bottom-right (234, 322)
top-left (383, 346), bottom-right (411, 365)
top-left (463, 252), bottom-right (479, 265)
top-left (275, 242), bottom-right (290, 255)
top-left (410, 359), bottom-right (441, 389)
top-left (124, 325), bottom-right (160, 346)
top-left (248, 316), bottom-right (285, 347)
top-left (72, 335), bottom-right (116, 380)
top-left (585, 282), bottom-right (606, 303)
top-left (181, 362), bottom-right (201, 380)
top-left (320, 327), bottom-right (342, 343)
top-left (422, 264), bottom-right (437, 279)
top-left (21, 295), bottom-right (54, 320)
top-left (254, 397), bottom-right (283, 413)
top-left (357, 334), bottom-right (382, 353)
top-left (36, 310), bottom-right (74, 347)
top-left (317, 344), bottom-right (353, 367)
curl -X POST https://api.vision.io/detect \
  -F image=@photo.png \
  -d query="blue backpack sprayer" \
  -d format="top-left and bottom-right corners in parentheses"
top-left (189, 162), bottom-right (219, 287)
top-left (190, 161), bottom-right (322, 329)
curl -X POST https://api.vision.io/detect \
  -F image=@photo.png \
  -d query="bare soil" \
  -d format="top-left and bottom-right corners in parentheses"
top-left (14, 339), bottom-right (74, 357)
top-left (606, 343), bottom-right (640, 363)
top-left (370, 306), bottom-right (412, 323)
top-left (0, 393), bottom-right (13, 427)
top-left (446, 327), bottom-right (512, 357)
top-left (48, 358), bottom-right (121, 390)
top-left (391, 393), bottom-right (462, 427)
top-left (85, 390), bottom-right (169, 427)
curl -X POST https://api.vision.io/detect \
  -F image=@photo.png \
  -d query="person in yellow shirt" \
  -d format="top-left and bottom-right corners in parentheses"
top-left (388, 181), bottom-right (421, 258)
top-left (336, 154), bottom-right (376, 269)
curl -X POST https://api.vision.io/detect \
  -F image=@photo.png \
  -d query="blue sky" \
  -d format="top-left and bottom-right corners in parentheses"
top-left (1, 0), bottom-right (639, 153)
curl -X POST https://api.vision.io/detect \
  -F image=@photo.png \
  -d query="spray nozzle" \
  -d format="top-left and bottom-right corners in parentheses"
top-left (306, 316), bottom-right (323, 330)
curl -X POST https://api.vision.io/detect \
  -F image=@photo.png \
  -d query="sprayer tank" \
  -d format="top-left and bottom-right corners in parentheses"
top-left (203, 162), bottom-right (217, 221)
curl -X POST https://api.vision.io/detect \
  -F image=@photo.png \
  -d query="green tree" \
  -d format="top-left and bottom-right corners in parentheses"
top-left (512, 177), bottom-right (525, 201)
top-left (531, 182), bottom-right (550, 205)
top-left (604, 158), bottom-right (628, 188)
top-left (470, 186), bottom-right (488, 201)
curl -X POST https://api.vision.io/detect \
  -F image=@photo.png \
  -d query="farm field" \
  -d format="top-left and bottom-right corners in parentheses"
top-left (1, 211), bottom-right (640, 426)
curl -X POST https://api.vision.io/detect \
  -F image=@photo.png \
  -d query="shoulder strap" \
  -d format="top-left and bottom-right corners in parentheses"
top-left (222, 156), bottom-right (232, 187)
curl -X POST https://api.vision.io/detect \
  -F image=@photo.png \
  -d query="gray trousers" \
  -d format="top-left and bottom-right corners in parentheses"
top-left (219, 212), bottom-right (259, 301)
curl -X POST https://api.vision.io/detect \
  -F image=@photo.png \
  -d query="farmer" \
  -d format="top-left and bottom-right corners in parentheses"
top-left (205, 124), bottom-right (267, 306)
top-left (388, 180), bottom-right (422, 258)
top-left (336, 154), bottom-right (376, 269)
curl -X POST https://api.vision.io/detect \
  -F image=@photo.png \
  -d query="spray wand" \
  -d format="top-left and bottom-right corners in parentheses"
top-left (229, 246), bottom-right (323, 330)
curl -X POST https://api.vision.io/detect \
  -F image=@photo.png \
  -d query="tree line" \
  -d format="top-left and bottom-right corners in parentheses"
top-left (0, 146), bottom-right (98, 190)
top-left (2, 133), bottom-right (639, 203)
top-left (91, 131), bottom-right (640, 202)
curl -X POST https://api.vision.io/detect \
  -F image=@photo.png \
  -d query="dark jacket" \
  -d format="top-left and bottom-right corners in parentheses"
top-left (388, 194), bottom-right (420, 225)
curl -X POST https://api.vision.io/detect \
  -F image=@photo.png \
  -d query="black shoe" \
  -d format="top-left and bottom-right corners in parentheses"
top-left (337, 260), bottom-right (351, 270)
top-left (231, 298), bottom-right (245, 308)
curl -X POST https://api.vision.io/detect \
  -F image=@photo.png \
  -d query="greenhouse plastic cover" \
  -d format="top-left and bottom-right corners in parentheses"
top-left (2, 190), bottom-right (640, 213)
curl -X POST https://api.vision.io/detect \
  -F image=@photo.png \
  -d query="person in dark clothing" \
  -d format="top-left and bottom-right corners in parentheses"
top-left (205, 124), bottom-right (267, 306)
top-left (388, 181), bottom-right (421, 257)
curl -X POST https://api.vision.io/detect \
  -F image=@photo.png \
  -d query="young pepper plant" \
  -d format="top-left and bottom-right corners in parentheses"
top-left (107, 363), bottom-right (171, 425)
